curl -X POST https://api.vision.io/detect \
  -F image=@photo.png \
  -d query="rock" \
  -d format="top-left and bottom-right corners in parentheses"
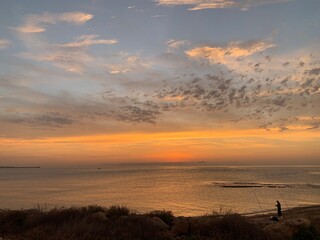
top-left (264, 218), bottom-right (311, 240)
top-left (172, 218), bottom-right (189, 236)
top-left (150, 216), bottom-right (169, 230)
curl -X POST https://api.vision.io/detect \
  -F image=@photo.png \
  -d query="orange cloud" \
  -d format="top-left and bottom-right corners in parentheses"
top-left (185, 40), bottom-right (275, 64)
top-left (13, 11), bottom-right (93, 34)
top-left (59, 35), bottom-right (118, 47)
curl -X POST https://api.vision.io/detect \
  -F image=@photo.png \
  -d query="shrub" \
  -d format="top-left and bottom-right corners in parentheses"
top-left (213, 214), bottom-right (270, 240)
top-left (188, 213), bottom-right (271, 240)
top-left (111, 214), bottom-right (170, 240)
top-left (105, 205), bottom-right (130, 218)
top-left (0, 209), bottom-right (33, 234)
top-left (292, 227), bottom-right (315, 240)
top-left (0, 205), bottom-right (275, 240)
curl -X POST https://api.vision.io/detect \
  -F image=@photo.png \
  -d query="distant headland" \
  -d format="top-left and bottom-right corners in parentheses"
top-left (0, 166), bottom-right (40, 168)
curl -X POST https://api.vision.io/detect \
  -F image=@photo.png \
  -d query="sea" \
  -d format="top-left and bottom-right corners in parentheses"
top-left (0, 165), bottom-right (319, 216)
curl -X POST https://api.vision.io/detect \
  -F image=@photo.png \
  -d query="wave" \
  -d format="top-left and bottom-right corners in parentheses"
top-left (212, 181), bottom-right (320, 189)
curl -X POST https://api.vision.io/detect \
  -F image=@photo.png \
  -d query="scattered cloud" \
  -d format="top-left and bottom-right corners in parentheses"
top-left (105, 53), bottom-right (152, 75)
top-left (150, 14), bottom-right (166, 18)
top-left (14, 24), bottom-right (45, 33)
top-left (19, 50), bottom-right (93, 73)
top-left (13, 11), bottom-right (93, 33)
top-left (107, 65), bottom-right (132, 74)
top-left (167, 39), bottom-right (189, 51)
top-left (4, 12), bottom-right (320, 135)
top-left (60, 12), bottom-right (93, 24)
top-left (188, 1), bottom-right (235, 10)
top-left (305, 68), bottom-right (320, 76)
top-left (7, 112), bottom-right (74, 128)
top-left (58, 35), bottom-right (118, 48)
top-left (155, 0), bottom-right (291, 10)
top-left (1, 48), bottom-right (319, 135)
top-left (116, 105), bottom-right (161, 124)
top-left (0, 39), bottom-right (11, 49)
top-left (13, 12), bottom-right (117, 73)
top-left (185, 40), bottom-right (275, 65)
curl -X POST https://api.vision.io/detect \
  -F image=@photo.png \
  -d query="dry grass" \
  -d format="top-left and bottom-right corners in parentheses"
top-left (0, 205), bottom-right (279, 240)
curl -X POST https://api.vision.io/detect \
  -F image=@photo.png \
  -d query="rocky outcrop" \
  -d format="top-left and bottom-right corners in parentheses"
top-left (150, 216), bottom-right (169, 230)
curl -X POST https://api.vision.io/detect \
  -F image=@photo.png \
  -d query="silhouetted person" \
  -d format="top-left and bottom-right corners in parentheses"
top-left (275, 200), bottom-right (282, 218)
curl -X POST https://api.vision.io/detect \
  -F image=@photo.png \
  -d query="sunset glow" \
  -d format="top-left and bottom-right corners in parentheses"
top-left (1, 129), bottom-right (319, 166)
top-left (0, 0), bottom-right (319, 166)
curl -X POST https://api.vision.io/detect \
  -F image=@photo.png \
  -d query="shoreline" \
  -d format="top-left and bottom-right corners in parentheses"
top-left (248, 204), bottom-right (320, 221)
top-left (241, 203), bottom-right (320, 217)
top-left (1, 203), bottom-right (318, 218)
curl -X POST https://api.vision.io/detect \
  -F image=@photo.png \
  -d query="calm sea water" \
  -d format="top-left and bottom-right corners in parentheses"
top-left (0, 165), bottom-right (319, 216)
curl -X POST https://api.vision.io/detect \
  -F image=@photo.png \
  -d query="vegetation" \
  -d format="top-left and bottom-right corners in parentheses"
top-left (292, 227), bottom-right (319, 240)
top-left (147, 210), bottom-right (175, 228)
top-left (0, 205), bottom-right (318, 240)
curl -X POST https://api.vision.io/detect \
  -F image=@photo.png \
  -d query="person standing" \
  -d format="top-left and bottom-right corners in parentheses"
top-left (275, 200), bottom-right (282, 218)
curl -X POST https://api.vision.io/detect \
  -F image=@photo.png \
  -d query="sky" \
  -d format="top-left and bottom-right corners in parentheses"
top-left (0, 0), bottom-right (319, 166)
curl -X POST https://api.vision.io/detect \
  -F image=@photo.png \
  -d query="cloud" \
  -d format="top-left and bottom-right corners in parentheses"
top-left (3, 13), bottom-right (320, 136)
top-left (148, 48), bottom-right (320, 131)
top-left (14, 13), bottom-right (117, 74)
top-left (117, 104), bottom-right (161, 124)
top-left (1, 47), bottom-right (320, 137)
top-left (167, 39), bottom-right (189, 51)
top-left (105, 53), bottom-right (152, 75)
top-left (14, 25), bottom-right (46, 33)
top-left (156, 0), bottom-right (234, 9)
top-left (7, 112), bottom-right (74, 128)
top-left (19, 50), bottom-right (93, 73)
top-left (305, 68), bottom-right (320, 76)
top-left (107, 65), bottom-right (132, 74)
top-left (188, 1), bottom-right (235, 10)
top-left (13, 11), bottom-right (93, 33)
top-left (155, 0), bottom-right (291, 10)
top-left (185, 40), bottom-right (275, 64)
top-left (59, 12), bottom-right (93, 24)
top-left (59, 35), bottom-right (118, 47)
top-left (0, 39), bottom-right (11, 49)
top-left (150, 14), bottom-right (166, 18)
